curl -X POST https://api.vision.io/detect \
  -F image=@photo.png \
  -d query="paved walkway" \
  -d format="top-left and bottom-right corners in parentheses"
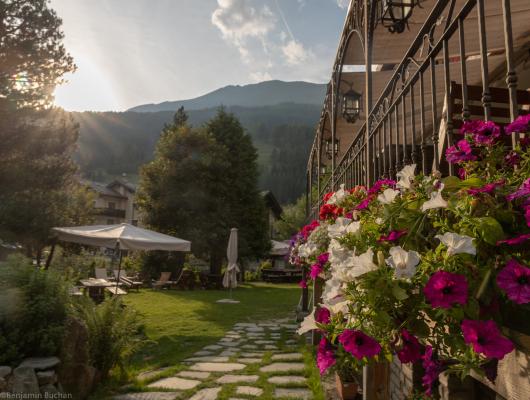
top-left (113, 318), bottom-right (313, 400)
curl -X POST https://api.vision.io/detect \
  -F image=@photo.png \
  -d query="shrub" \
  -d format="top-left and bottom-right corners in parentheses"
top-left (75, 297), bottom-right (143, 380)
top-left (0, 254), bottom-right (71, 364)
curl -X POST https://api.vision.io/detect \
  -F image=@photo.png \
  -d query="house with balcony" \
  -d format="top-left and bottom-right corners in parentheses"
top-left (305, 1), bottom-right (530, 399)
top-left (84, 179), bottom-right (140, 225)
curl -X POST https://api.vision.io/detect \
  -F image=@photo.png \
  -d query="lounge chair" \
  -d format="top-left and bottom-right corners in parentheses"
top-left (152, 271), bottom-right (176, 289)
top-left (113, 270), bottom-right (143, 291)
top-left (105, 286), bottom-right (127, 296)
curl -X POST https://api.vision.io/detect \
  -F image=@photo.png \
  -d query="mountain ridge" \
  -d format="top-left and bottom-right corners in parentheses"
top-left (127, 80), bottom-right (327, 112)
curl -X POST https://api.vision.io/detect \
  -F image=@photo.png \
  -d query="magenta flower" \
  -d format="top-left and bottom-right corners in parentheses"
top-left (521, 136), bottom-right (530, 149)
top-left (505, 114), bottom-right (530, 134)
top-left (496, 259), bottom-right (530, 304)
top-left (446, 139), bottom-right (477, 164)
top-left (315, 307), bottom-right (331, 324)
top-left (460, 120), bottom-right (484, 135)
top-left (396, 329), bottom-right (423, 364)
top-left (299, 279), bottom-right (308, 289)
top-left (317, 338), bottom-right (336, 375)
top-left (368, 179), bottom-right (396, 195)
top-left (467, 180), bottom-right (504, 197)
top-left (497, 233), bottom-right (530, 246)
top-left (310, 263), bottom-right (323, 280)
top-left (317, 252), bottom-right (329, 265)
top-left (458, 168), bottom-right (467, 180)
top-left (424, 271), bottom-right (468, 309)
top-left (504, 151), bottom-right (520, 167)
top-left (338, 329), bottom-right (382, 360)
top-left (422, 346), bottom-right (442, 397)
top-left (377, 230), bottom-right (407, 243)
top-left (355, 195), bottom-right (374, 210)
top-left (506, 178), bottom-right (530, 202)
top-left (461, 320), bottom-right (514, 359)
top-left (525, 205), bottom-right (530, 228)
top-left (473, 121), bottom-right (502, 146)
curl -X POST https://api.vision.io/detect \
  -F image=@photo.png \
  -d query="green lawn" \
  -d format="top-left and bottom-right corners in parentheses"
top-left (124, 282), bottom-right (303, 374)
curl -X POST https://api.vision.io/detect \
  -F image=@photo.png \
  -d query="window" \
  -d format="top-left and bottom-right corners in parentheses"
top-left (108, 202), bottom-right (116, 209)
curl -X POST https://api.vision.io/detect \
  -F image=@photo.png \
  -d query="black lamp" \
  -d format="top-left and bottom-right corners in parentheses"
top-left (381, 0), bottom-right (415, 34)
top-left (341, 88), bottom-right (362, 123)
top-left (325, 139), bottom-right (339, 160)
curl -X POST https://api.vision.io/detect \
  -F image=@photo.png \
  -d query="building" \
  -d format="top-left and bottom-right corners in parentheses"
top-left (261, 190), bottom-right (283, 239)
top-left (84, 179), bottom-right (140, 225)
top-left (305, 1), bottom-right (530, 399)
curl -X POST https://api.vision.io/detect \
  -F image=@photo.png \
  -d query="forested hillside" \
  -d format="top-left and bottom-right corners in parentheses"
top-left (74, 103), bottom-right (319, 204)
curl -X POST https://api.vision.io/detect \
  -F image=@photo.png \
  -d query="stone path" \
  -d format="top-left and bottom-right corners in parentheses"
top-left (113, 318), bottom-right (313, 399)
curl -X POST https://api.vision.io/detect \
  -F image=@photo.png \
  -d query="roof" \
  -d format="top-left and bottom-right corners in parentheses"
top-left (261, 191), bottom-right (283, 219)
top-left (108, 179), bottom-right (136, 193)
top-left (81, 180), bottom-right (127, 199)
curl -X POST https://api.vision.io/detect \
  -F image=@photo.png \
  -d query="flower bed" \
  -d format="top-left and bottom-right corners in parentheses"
top-left (292, 116), bottom-right (530, 397)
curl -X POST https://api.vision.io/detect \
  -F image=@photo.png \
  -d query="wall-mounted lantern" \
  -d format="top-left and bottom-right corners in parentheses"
top-left (341, 88), bottom-right (362, 123)
top-left (320, 164), bottom-right (328, 175)
top-left (325, 139), bottom-right (339, 160)
top-left (381, 0), bottom-right (415, 34)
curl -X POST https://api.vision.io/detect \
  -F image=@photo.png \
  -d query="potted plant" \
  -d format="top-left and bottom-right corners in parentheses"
top-left (335, 362), bottom-right (360, 400)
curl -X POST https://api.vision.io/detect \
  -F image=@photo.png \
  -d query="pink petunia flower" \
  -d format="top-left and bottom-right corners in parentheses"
top-left (461, 319), bottom-right (514, 359)
top-left (299, 279), bottom-right (308, 289)
top-left (368, 179), bottom-right (396, 195)
top-left (310, 263), bottom-right (323, 280)
top-left (446, 139), bottom-right (477, 164)
top-left (338, 329), bottom-right (382, 360)
top-left (497, 233), bottom-right (530, 246)
top-left (473, 121), bottom-right (502, 146)
top-left (467, 180), bottom-right (504, 197)
top-left (396, 329), bottom-right (423, 364)
top-left (424, 271), bottom-right (468, 309)
top-left (301, 220), bottom-right (320, 240)
top-left (317, 338), bottom-right (336, 375)
top-left (505, 114), bottom-right (530, 135)
top-left (525, 205), bottom-right (530, 228)
top-left (377, 230), bottom-right (407, 243)
top-left (315, 307), bottom-right (331, 324)
top-left (317, 252), bottom-right (330, 265)
top-left (504, 151), bottom-right (520, 167)
top-left (506, 178), bottom-right (530, 202)
top-left (422, 346), bottom-right (442, 397)
top-left (355, 195), bottom-right (374, 210)
top-left (496, 259), bottom-right (530, 304)
top-left (460, 120), bottom-right (484, 135)
top-left (458, 168), bottom-right (467, 180)
top-left (319, 204), bottom-right (343, 221)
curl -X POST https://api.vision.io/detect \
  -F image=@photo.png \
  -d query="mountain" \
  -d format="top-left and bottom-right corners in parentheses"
top-left (127, 80), bottom-right (327, 112)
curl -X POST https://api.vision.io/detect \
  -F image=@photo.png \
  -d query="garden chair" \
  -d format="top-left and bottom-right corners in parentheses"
top-left (105, 286), bottom-right (127, 296)
top-left (113, 270), bottom-right (142, 291)
top-left (152, 271), bottom-right (176, 289)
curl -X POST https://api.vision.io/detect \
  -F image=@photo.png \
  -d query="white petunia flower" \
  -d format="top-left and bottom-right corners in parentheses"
top-left (435, 232), bottom-right (476, 257)
top-left (328, 299), bottom-right (350, 315)
top-left (386, 246), bottom-right (420, 279)
top-left (349, 248), bottom-right (378, 280)
top-left (322, 277), bottom-right (343, 304)
top-left (396, 164), bottom-right (416, 190)
top-left (346, 220), bottom-right (361, 234)
top-left (297, 309), bottom-right (317, 335)
top-left (328, 217), bottom-right (352, 238)
top-left (327, 184), bottom-right (348, 205)
top-left (378, 188), bottom-right (400, 204)
top-left (421, 183), bottom-right (448, 212)
top-left (328, 239), bottom-right (349, 266)
top-left (298, 242), bottom-right (319, 259)
top-left (375, 217), bottom-right (384, 225)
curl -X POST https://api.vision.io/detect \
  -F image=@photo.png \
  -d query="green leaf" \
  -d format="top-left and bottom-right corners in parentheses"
top-left (473, 216), bottom-right (505, 245)
top-left (392, 284), bottom-right (409, 301)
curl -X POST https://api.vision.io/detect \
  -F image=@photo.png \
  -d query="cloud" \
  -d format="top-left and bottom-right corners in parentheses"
top-left (249, 71), bottom-right (272, 82)
top-left (335, 0), bottom-right (350, 9)
top-left (211, 0), bottom-right (276, 61)
top-left (282, 39), bottom-right (313, 65)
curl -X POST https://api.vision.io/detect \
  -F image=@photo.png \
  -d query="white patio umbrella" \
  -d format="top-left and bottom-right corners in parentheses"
top-left (52, 223), bottom-right (191, 290)
top-left (219, 228), bottom-right (240, 303)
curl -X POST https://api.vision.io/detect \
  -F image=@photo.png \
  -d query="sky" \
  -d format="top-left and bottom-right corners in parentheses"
top-left (50, 0), bottom-right (349, 112)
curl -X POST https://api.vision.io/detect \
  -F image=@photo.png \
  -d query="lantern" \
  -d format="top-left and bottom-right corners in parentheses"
top-left (325, 139), bottom-right (339, 160)
top-left (381, 0), bottom-right (415, 34)
top-left (341, 88), bottom-right (362, 123)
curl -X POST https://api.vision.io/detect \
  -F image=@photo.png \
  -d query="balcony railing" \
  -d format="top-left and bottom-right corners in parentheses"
top-left (94, 207), bottom-right (126, 218)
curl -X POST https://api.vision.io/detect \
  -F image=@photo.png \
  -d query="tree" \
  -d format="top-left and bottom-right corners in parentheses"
top-left (205, 109), bottom-right (270, 272)
top-left (173, 106), bottom-right (188, 127)
top-left (0, 0), bottom-right (75, 109)
top-left (138, 109), bottom-right (269, 274)
top-left (274, 194), bottom-right (308, 240)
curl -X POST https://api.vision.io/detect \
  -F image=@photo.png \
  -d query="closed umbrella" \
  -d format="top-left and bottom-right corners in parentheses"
top-left (219, 228), bottom-right (240, 303)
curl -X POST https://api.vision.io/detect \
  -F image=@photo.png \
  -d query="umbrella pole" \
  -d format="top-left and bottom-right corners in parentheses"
top-left (115, 248), bottom-right (123, 293)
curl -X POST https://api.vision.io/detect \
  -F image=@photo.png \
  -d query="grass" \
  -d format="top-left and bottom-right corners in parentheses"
top-left (123, 282), bottom-right (302, 374)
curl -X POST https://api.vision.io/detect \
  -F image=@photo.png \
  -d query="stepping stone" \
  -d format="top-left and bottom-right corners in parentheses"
top-left (264, 345), bottom-right (278, 350)
top-left (258, 323), bottom-right (277, 327)
top-left (285, 340), bottom-right (298, 345)
top-left (254, 340), bottom-right (274, 344)
top-left (203, 345), bottom-right (223, 351)
top-left (268, 376), bottom-right (306, 385)
top-left (274, 388), bottom-right (312, 399)
top-left (177, 371), bottom-right (210, 379)
top-left (239, 352), bottom-right (262, 358)
top-left (220, 350), bottom-right (238, 357)
top-left (189, 387), bottom-right (222, 400)
top-left (194, 350), bottom-right (214, 356)
top-left (242, 344), bottom-right (258, 350)
top-left (148, 376), bottom-right (200, 390)
top-left (235, 386), bottom-right (263, 396)
top-left (260, 363), bottom-right (305, 373)
top-left (235, 323), bottom-right (257, 327)
top-left (281, 324), bottom-right (299, 329)
top-left (268, 326), bottom-right (281, 331)
top-left (246, 327), bottom-right (264, 332)
top-left (216, 374), bottom-right (259, 384)
top-left (137, 367), bottom-right (170, 381)
top-left (190, 362), bottom-right (246, 372)
top-left (226, 330), bottom-right (239, 335)
top-left (271, 353), bottom-right (303, 361)
top-left (237, 358), bottom-right (261, 364)
top-left (219, 341), bottom-right (241, 348)
top-left (185, 356), bottom-right (229, 363)
top-left (113, 393), bottom-right (177, 400)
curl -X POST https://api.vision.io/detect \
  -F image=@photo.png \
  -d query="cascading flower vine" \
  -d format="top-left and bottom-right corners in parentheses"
top-left (290, 117), bottom-right (529, 396)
